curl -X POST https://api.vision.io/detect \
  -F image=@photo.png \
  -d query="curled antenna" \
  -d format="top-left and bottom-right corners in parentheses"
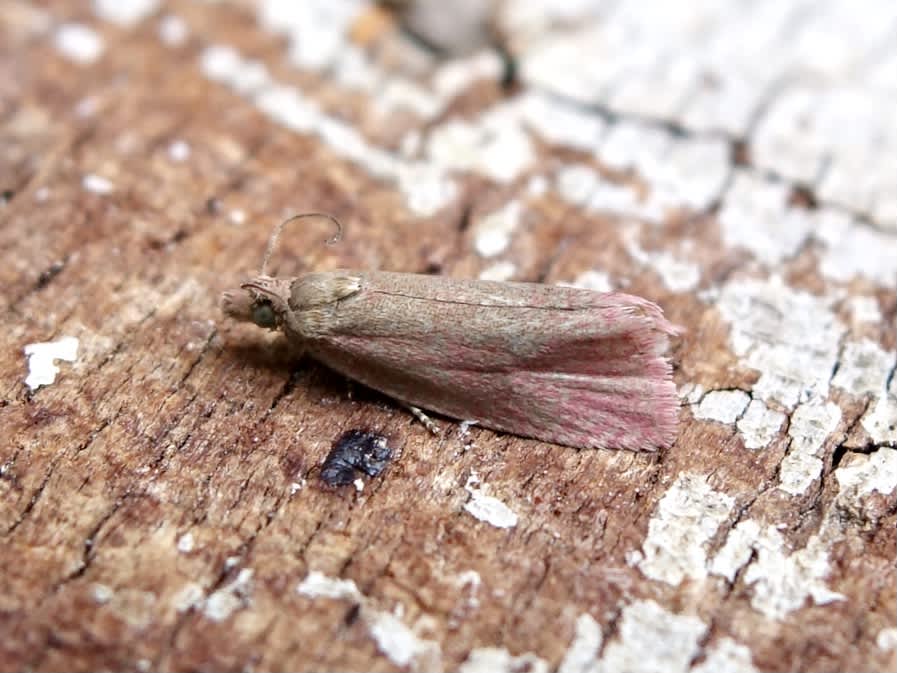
top-left (261, 212), bottom-right (344, 275)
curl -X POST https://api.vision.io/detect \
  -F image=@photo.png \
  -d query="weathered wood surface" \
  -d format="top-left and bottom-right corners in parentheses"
top-left (2, 1), bottom-right (896, 672)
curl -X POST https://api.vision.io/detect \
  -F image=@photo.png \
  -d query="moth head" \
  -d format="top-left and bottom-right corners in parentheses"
top-left (221, 276), bottom-right (291, 330)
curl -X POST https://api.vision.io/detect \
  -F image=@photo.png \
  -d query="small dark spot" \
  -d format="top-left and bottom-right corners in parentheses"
top-left (35, 260), bottom-right (65, 290)
top-left (320, 430), bottom-right (392, 487)
top-left (732, 140), bottom-right (751, 166)
top-left (788, 185), bottom-right (818, 210)
top-left (343, 603), bottom-right (361, 626)
top-left (423, 261), bottom-right (443, 275)
top-left (206, 197), bottom-right (223, 215)
top-left (499, 48), bottom-right (518, 92)
top-left (1, 189), bottom-right (14, 204)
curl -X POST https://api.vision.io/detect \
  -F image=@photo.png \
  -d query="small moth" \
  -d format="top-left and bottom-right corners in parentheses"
top-left (222, 214), bottom-right (680, 451)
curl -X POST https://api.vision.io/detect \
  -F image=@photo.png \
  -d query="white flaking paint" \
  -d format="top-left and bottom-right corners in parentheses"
top-left (172, 582), bottom-right (205, 612)
top-left (93, 0), bottom-right (160, 27)
top-left (736, 399), bottom-right (786, 449)
top-left (473, 201), bottom-right (522, 258)
top-left (624, 230), bottom-right (701, 293)
top-left (92, 583), bottom-right (114, 604)
top-left (455, 569), bottom-right (481, 609)
top-left (694, 390), bottom-right (751, 425)
top-left (296, 570), bottom-right (362, 602)
top-left (835, 448), bottom-right (897, 505)
top-left (202, 568), bottom-right (253, 622)
top-left (832, 339), bottom-right (895, 396)
top-left (559, 613), bottom-right (602, 673)
top-left (54, 23), bottom-right (105, 64)
top-left (518, 91), bottom-right (607, 153)
top-left (297, 571), bottom-right (440, 669)
top-left (849, 296), bottom-right (882, 324)
top-left (83, 174), bottom-right (114, 194)
top-left (458, 647), bottom-right (549, 673)
top-left (158, 14), bottom-right (188, 46)
top-left (816, 210), bottom-right (897, 287)
top-left (364, 609), bottom-right (440, 669)
top-left (426, 108), bottom-right (535, 184)
top-left (714, 521), bottom-right (846, 620)
top-left (862, 396), bottom-right (897, 445)
top-left (877, 628), bottom-right (897, 650)
top-left (710, 520), bottom-right (762, 582)
top-left (595, 600), bottom-right (706, 673)
top-left (778, 400), bottom-right (841, 495)
top-left (718, 171), bottom-right (812, 266)
top-left (463, 472), bottom-right (518, 529)
top-left (167, 139), bottom-right (191, 162)
top-left (176, 532), bottom-right (194, 554)
top-left (479, 261), bottom-right (517, 282)
top-left (433, 51), bottom-right (504, 100)
top-left (691, 637), bottom-right (759, 673)
top-left (638, 473), bottom-right (735, 585)
top-left (564, 270), bottom-right (613, 293)
top-left (24, 336), bottom-right (79, 391)
top-left (716, 276), bottom-right (844, 408)
top-left (353, 477), bottom-right (364, 492)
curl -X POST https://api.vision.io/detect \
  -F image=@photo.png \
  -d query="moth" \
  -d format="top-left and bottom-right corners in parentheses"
top-left (222, 214), bottom-right (680, 451)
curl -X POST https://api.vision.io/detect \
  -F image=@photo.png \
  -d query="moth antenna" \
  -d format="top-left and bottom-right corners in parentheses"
top-left (260, 212), bottom-right (344, 275)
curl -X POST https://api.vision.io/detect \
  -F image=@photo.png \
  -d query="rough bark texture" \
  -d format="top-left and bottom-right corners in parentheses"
top-left (2, 2), bottom-right (896, 672)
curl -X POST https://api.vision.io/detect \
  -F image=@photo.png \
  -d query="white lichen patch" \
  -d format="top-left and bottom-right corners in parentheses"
top-left (778, 400), bottom-right (841, 495)
top-left (93, 0), bottom-right (160, 27)
top-left (24, 336), bottom-right (79, 391)
top-left (694, 390), bottom-right (751, 425)
top-left (559, 613), bottom-right (602, 673)
top-left (463, 472), bottom-right (518, 529)
top-left (458, 647), bottom-right (549, 673)
top-left (736, 399), bottom-right (786, 449)
top-left (716, 276), bottom-right (845, 408)
top-left (201, 568), bottom-right (253, 622)
top-left (832, 339), bottom-right (895, 396)
top-left (473, 201), bottom-right (522, 258)
top-left (638, 473), bottom-right (735, 585)
top-left (691, 637), bottom-right (759, 673)
top-left (595, 600), bottom-right (707, 673)
top-left (54, 23), bottom-right (105, 64)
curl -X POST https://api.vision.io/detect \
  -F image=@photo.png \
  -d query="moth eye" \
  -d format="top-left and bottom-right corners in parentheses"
top-left (251, 302), bottom-right (276, 328)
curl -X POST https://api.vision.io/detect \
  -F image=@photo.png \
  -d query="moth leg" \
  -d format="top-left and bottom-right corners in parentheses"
top-left (404, 404), bottom-right (440, 434)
